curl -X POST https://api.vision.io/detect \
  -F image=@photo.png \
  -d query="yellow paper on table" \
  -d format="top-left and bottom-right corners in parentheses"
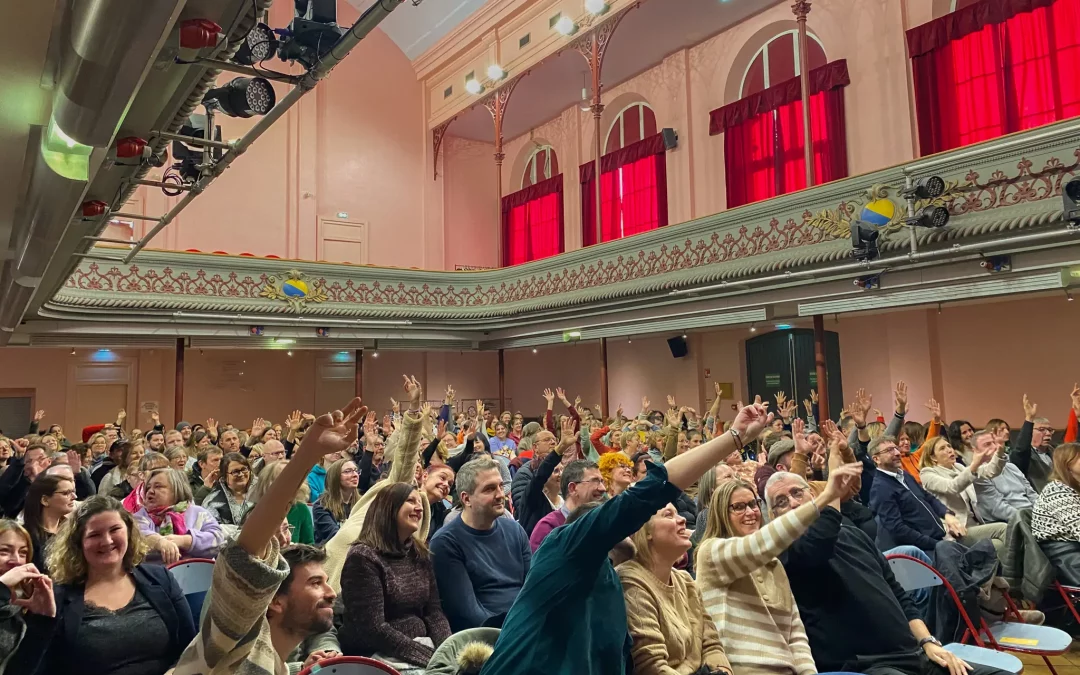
top-left (998, 637), bottom-right (1039, 646)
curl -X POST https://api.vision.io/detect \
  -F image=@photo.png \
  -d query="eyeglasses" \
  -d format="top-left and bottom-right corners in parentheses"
top-left (575, 477), bottom-right (605, 486)
top-left (228, 468), bottom-right (250, 478)
top-left (341, 468), bottom-right (359, 475)
top-left (771, 486), bottom-right (807, 511)
top-left (55, 489), bottom-right (77, 497)
top-left (1035, 426), bottom-right (1054, 434)
top-left (873, 445), bottom-right (900, 456)
top-left (728, 500), bottom-right (761, 514)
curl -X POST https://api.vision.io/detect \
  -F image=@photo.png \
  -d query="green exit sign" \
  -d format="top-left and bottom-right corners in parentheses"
top-left (765, 374), bottom-right (781, 387)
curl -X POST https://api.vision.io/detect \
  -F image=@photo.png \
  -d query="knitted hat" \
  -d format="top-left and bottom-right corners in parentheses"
top-left (82, 424), bottom-right (106, 443)
top-left (175, 421), bottom-right (192, 432)
top-left (766, 438), bottom-right (796, 467)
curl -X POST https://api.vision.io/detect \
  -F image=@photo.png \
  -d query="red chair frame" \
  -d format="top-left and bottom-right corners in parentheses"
top-left (1053, 581), bottom-right (1080, 625)
top-left (166, 557), bottom-right (217, 569)
top-left (888, 554), bottom-right (1071, 675)
top-left (295, 656), bottom-right (401, 675)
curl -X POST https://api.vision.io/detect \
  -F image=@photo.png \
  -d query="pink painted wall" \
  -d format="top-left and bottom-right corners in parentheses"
top-left (441, 135), bottom-right (500, 269)
top-left (128, 2), bottom-right (429, 267)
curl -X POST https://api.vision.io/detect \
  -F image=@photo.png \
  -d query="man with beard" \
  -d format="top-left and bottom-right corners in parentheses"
top-left (270, 545), bottom-right (341, 672)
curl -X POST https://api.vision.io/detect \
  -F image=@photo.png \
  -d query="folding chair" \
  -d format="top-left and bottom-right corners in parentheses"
top-left (296, 656), bottom-right (402, 675)
top-left (888, 554), bottom-right (1072, 674)
top-left (1052, 581), bottom-right (1080, 625)
top-left (887, 554), bottom-right (1023, 673)
top-left (166, 558), bottom-right (215, 621)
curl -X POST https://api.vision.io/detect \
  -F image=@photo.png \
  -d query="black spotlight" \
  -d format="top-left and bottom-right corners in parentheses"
top-left (279, 0), bottom-right (346, 68)
top-left (851, 220), bottom-right (879, 261)
top-left (170, 114), bottom-right (221, 182)
top-left (203, 77), bottom-right (276, 118)
top-left (233, 23), bottom-right (279, 65)
top-left (1064, 178), bottom-right (1080, 225)
top-left (909, 204), bottom-right (950, 229)
top-left (903, 175), bottom-right (946, 200)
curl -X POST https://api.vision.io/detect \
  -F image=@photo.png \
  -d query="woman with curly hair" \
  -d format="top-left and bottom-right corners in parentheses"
top-left (598, 452), bottom-right (634, 498)
top-left (11, 496), bottom-right (194, 675)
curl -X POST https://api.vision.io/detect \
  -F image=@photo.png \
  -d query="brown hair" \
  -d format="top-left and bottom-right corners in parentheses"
top-left (317, 458), bottom-right (361, 522)
top-left (698, 479), bottom-right (756, 545)
top-left (23, 474), bottom-right (74, 543)
top-left (356, 482), bottom-right (428, 558)
top-left (1051, 442), bottom-right (1080, 492)
top-left (47, 495), bottom-right (148, 585)
top-left (919, 436), bottom-right (952, 470)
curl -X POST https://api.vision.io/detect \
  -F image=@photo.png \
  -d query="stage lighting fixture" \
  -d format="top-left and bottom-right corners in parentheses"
top-left (204, 77), bottom-right (276, 118)
top-left (1064, 178), bottom-right (1080, 225)
top-left (902, 175), bottom-right (946, 200)
top-left (233, 22), bottom-right (279, 65)
top-left (908, 204), bottom-right (950, 229)
top-left (170, 114), bottom-right (221, 182)
top-left (279, 0), bottom-right (346, 68)
top-left (850, 220), bottom-right (879, 261)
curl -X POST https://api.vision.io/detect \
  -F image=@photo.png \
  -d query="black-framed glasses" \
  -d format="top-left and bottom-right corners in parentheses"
top-left (228, 468), bottom-right (250, 478)
top-left (728, 500), bottom-right (761, 514)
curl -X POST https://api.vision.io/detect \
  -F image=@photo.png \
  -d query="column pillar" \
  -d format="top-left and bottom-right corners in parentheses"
top-left (813, 314), bottom-right (829, 421)
top-left (482, 75), bottom-right (524, 267)
top-left (174, 338), bottom-right (185, 423)
top-left (355, 349), bottom-right (364, 400)
top-left (498, 349), bottom-right (506, 413)
top-left (793, 0), bottom-right (815, 188)
top-left (599, 338), bottom-right (609, 419)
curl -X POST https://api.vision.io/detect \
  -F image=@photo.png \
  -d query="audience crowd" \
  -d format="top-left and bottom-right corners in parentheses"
top-left (0, 374), bottom-right (1077, 675)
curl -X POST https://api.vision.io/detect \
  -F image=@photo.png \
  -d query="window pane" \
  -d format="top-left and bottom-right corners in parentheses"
top-left (769, 33), bottom-right (796, 83)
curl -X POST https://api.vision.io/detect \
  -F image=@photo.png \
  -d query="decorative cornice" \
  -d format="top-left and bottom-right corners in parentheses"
top-left (46, 120), bottom-right (1080, 325)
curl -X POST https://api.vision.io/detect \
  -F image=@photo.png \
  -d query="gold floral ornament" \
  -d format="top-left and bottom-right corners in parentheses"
top-left (260, 270), bottom-right (328, 311)
top-left (806, 182), bottom-right (958, 240)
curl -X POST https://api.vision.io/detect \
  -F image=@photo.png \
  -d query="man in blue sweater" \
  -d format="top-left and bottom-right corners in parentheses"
top-left (481, 399), bottom-right (831, 675)
top-left (430, 456), bottom-right (531, 631)
top-left (868, 435), bottom-right (964, 556)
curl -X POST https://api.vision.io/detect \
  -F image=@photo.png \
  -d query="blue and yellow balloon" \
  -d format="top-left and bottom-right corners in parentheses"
top-left (281, 279), bottom-right (310, 298)
top-left (860, 199), bottom-right (895, 227)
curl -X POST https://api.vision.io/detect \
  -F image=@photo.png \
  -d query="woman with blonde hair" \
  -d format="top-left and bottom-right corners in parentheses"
top-left (919, 432), bottom-right (1007, 549)
top-left (313, 457), bottom-right (361, 544)
top-left (165, 446), bottom-right (188, 472)
top-left (87, 432), bottom-right (109, 466)
top-left (0, 518), bottom-right (56, 673)
top-left (618, 501), bottom-right (732, 675)
top-left (695, 461), bottom-right (860, 675)
top-left (11, 496), bottom-right (194, 674)
top-left (251, 460), bottom-right (315, 544)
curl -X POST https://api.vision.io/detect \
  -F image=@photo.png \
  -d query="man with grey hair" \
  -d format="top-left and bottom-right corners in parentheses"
top-left (1009, 394), bottom-right (1055, 492)
top-left (430, 456), bottom-right (531, 632)
top-left (975, 426), bottom-right (1039, 523)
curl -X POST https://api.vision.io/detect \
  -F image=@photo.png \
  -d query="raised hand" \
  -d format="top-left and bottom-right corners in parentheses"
top-left (287, 410), bottom-right (303, 432)
top-left (574, 394), bottom-right (582, 408)
top-left (924, 398), bottom-right (942, 422)
top-left (202, 468), bottom-right (219, 489)
top-left (33, 410), bottom-right (45, 423)
top-left (475, 400), bottom-right (485, 418)
top-left (641, 396), bottom-right (651, 412)
top-left (206, 417), bottom-right (218, 432)
top-left (420, 402), bottom-right (433, 420)
top-left (117, 409), bottom-right (127, 421)
top-left (390, 397), bottom-right (400, 414)
top-left (714, 381), bottom-right (722, 397)
top-left (731, 400), bottom-right (773, 444)
top-left (894, 380), bottom-right (909, 415)
top-left (667, 394), bottom-right (677, 408)
top-left (615, 403), bottom-right (624, 419)
top-left (820, 462), bottom-right (864, 503)
top-left (11, 574), bottom-right (55, 618)
top-left (850, 389), bottom-right (869, 427)
top-left (445, 385), bottom-right (456, 404)
top-left (251, 418), bottom-right (267, 438)
top-left (66, 449), bottom-right (82, 474)
top-left (780, 399), bottom-right (797, 421)
top-left (298, 398), bottom-right (365, 462)
top-left (150, 410), bottom-right (161, 426)
top-left (437, 418), bottom-right (447, 439)
top-left (556, 387), bottom-right (569, 405)
top-left (363, 411), bottom-right (379, 446)
top-left (666, 407), bottom-right (682, 428)
top-left (380, 414), bottom-right (393, 438)
top-left (403, 374), bottom-right (422, 407)
top-left (810, 389), bottom-right (818, 404)
top-left (1022, 394), bottom-right (1037, 422)
top-left (803, 398), bottom-right (814, 416)
top-left (792, 418), bottom-right (810, 456)
top-left (543, 389), bottom-right (555, 406)
top-left (774, 391), bottom-right (787, 409)
top-left (557, 416), bottom-right (577, 451)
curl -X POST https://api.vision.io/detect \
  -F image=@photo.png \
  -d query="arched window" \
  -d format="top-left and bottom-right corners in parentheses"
top-left (522, 145), bottom-right (559, 189)
top-left (740, 31), bottom-right (827, 98)
top-left (582, 102), bottom-right (668, 246)
top-left (605, 103), bottom-right (658, 154)
top-left (712, 31), bottom-right (849, 208)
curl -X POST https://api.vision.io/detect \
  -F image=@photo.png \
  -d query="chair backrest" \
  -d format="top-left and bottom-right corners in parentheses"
top-left (295, 656), bottom-right (401, 675)
top-left (887, 554), bottom-right (945, 592)
top-left (167, 558), bottom-right (215, 620)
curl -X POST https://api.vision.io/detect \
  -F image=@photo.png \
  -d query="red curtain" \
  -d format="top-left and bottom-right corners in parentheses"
top-left (712, 61), bottom-right (850, 209)
top-left (581, 134), bottom-right (669, 246)
top-left (910, 0), bottom-right (1080, 155)
top-left (501, 175), bottom-right (564, 266)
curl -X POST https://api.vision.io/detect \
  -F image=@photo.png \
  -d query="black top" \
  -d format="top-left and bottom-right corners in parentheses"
top-left (0, 456), bottom-right (29, 518)
top-left (28, 530), bottom-right (54, 575)
top-left (780, 507), bottom-right (921, 672)
top-left (516, 449), bottom-right (561, 536)
top-left (75, 588), bottom-right (173, 675)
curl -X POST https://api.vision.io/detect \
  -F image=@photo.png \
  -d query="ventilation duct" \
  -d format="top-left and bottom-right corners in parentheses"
top-left (796, 271), bottom-right (1067, 316)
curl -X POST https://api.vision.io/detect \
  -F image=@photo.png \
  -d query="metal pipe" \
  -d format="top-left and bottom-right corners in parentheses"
top-left (125, 0), bottom-right (406, 262)
top-left (202, 107), bottom-right (215, 173)
top-left (194, 57), bottom-right (302, 84)
top-left (670, 226), bottom-right (1076, 296)
top-left (82, 237), bottom-right (136, 245)
top-left (76, 254), bottom-right (128, 262)
top-left (130, 178), bottom-right (194, 191)
top-left (152, 129), bottom-right (232, 150)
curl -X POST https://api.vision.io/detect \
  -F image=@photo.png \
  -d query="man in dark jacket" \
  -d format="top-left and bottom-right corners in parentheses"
top-left (868, 435), bottom-right (964, 556)
top-left (0, 444), bottom-right (50, 518)
top-left (1009, 395), bottom-right (1055, 493)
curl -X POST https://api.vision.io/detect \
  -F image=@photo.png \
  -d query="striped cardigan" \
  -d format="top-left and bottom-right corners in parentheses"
top-left (695, 503), bottom-right (819, 675)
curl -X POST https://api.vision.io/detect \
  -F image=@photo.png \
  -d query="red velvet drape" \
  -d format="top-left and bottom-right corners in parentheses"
top-left (581, 134), bottom-right (669, 246)
top-left (713, 61), bottom-right (850, 209)
top-left (502, 175), bottom-right (564, 266)
top-left (910, 0), bottom-right (1080, 155)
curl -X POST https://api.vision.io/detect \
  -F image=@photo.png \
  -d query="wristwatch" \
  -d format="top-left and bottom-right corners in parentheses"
top-left (919, 636), bottom-right (942, 648)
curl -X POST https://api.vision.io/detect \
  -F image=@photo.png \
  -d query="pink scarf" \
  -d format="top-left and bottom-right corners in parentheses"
top-left (122, 483), bottom-right (145, 514)
top-left (146, 503), bottom-right (189, 536)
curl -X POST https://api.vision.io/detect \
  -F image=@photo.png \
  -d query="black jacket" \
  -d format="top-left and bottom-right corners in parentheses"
top-left (516, 449), bottom-right (561, 536)
top-left (869, 469), bottom-right (949, 554)
top-left (15, 563), bottom-right (195, 675)
top-left (0, 457), bottom-right (29, 519)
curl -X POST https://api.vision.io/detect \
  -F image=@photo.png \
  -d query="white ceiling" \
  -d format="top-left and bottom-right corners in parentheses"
top-left (347, 0), bottom-right (492, 60)
top-left (0, 0), bottom-right (59, 254)
top-left (449, 0), bottom-right (777, 142)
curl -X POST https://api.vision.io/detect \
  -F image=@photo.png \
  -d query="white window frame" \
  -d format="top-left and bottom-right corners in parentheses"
top-left (738, 30), bottom-right (826, 98)
top-left (521, 144), bottom-right (556, 189)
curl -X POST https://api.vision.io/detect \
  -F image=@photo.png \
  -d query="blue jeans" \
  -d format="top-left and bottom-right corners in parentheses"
top-left (885, 545), bottom-right (933, 620)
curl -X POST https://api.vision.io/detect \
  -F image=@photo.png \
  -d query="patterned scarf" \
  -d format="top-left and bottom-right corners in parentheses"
top-left (147, 502), bottom-right (190, 536)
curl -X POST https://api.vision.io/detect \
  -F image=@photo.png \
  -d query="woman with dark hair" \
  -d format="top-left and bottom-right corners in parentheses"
top-left (97, 441), bottom-right (144, 498)
top-left (201, 452), bottom-right (255, 538)
top-left (339, 482), bottom-right (451, 672)
top-left (312, 458), bottom-right (361, 544)
top-left (12, 496), bottom-right (194, 675)
top-left (947, 420), bottom-right (977, 465)
top-left (113, 451), bottom-right (169, 512)
top-left (22, 474), bottom-right (77, 572)
top-left (1032, 442), bottom-right (1080, 585)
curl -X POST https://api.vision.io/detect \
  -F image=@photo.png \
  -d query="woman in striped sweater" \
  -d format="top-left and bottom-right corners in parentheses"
top-left (695, 463), bottom-right (861, 675)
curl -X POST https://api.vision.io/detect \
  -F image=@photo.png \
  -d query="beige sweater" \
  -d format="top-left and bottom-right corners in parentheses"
top-left (618, 560), bottom-right (731, 675)
top-left (324, 410), bottom-right (428, 593)
top-left (695, 503), bottom-right (819, 675)
top-left (919, 448), bottom-right (1006, 527)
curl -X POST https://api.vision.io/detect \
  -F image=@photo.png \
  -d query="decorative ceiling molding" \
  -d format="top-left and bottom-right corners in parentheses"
top-left (43, 119), bottom-right (1080, 329)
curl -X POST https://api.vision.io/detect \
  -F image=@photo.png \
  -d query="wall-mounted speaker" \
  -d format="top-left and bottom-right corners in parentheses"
top-left (661, 127), bottom-right (678, 150)
top-left (667, 335), bottom-right (688, 358)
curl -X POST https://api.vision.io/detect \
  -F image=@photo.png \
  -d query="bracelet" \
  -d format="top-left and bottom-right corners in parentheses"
top-left (728, 428), bottom-right (744, 451)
